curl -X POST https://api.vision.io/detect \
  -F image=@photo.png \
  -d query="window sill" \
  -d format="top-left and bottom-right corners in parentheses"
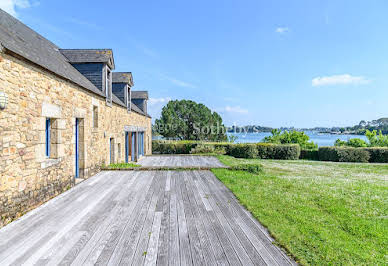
top-left (41, 158), bottom-right (61, 169)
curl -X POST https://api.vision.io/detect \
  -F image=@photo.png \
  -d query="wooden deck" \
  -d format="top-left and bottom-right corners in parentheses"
top-left (0, 169), bottom-right (294, 265)
top-left (139, 155), bottom-right (226, 168)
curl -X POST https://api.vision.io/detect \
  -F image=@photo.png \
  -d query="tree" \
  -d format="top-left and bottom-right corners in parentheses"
top-left (263, 130), bottom-right (318, 150)
top-left (154, 100), bottom-right (227, 141)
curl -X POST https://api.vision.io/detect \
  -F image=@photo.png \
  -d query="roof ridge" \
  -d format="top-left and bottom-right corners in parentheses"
top-left (59, 48), bottom-right (113, 51)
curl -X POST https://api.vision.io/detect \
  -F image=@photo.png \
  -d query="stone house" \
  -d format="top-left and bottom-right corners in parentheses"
top-left (0, 9), bottom-right (152, 226)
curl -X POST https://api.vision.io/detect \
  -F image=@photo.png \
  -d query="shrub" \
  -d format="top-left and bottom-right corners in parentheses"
top-left (263, 129), bottom-right (318, 150)
top-left (363, 147), bottom-right (388, 163)
top-left (229, 144), bottom-right (258, 158)
top-left (214, 146), bottom-right (227, 155)
top-left (155, 142), bottom-right (195, 154)
top-left (190, 144), bottom-right (215, 154)
top-left (337, 148), bottom-right (370, 163)
top-left (318, 147), bottom-right (370, 163)
top-left (346, 138), bottom-right (368, 148)
top-left (231, 163), bottom-right (263, 174)
top-left (300, 150), bottom-right (319, 160)
top-left (366, 130), bottom-right (388, 147)
top-left (318, 147), bottom-right (339, 162)
top-left (256, 143), bottom-right (300, 160)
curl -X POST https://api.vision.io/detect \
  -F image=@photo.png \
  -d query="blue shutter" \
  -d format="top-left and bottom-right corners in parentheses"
top-left (75, 118), bottom-right (79, 178)
top-left (131, 132), bottom-right (135, 161)
top-left (141, 133), bottom-right (144, 156)
top-left (45, 118), bottom-right (50, 157)
top-left (125, 132), bottom-right (129, 163)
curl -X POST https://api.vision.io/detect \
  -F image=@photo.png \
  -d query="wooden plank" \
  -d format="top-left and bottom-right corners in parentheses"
top-left (178, 171), bottom-right (205, 266)
top-left (131, 172), bottom-right (167, 266)
top-left (0, 171), bottom-right (112, 248)
top-left (207, 170), bottom-right (294, 265)
top-left (144, 211), bottom-right (163, 266)
top-left (185, 172), bottom-right (228, 265)
top-left (194, 171), bottom-right (253, 266)
top-left (193, 171), bottom-right (267, 265)
top-left (68, 172), bottom-right (148, 265)
top-left (101, 171), bottom-right (158, 265)
top-left (175, 171), bottom-right (193, 265)
top-left (156, 189), bottom-right (170, 265)
top-left (199, 171), bottom-right (294, 265)
top-left (165, 171), bottom-right (171, 192)
top-left (0, 171), bottom-right (123, 265)
top-left (109, 171), bottom-right (162, 265)
top-left (182, 171), bottom-right (218, 266)
top-left (1, 232), bottom-right (55, 266)
top-left (20, 173), bottom-right (125, 266)
top-left (168, 173), bottom-right (180, 266)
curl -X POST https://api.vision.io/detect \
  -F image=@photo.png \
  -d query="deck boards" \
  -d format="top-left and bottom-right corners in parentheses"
top-left (139, 155), bottom-right (226, 168)
top-left (0, 157), bottom-right (294, 266)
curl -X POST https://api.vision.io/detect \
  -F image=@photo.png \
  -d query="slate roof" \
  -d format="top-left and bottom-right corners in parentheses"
top-left (0, 9), bottom-right (150, 118)
top-left (131, 91), bottom-right (149, 100)
top-left (0, 9), bottom-right (105, 97)
top-left (112, 72), bottom-right (134, 86)
top-left (131, 102), bottom-right (149, 117)
top-left (60, 49), bottom-right (115, 69)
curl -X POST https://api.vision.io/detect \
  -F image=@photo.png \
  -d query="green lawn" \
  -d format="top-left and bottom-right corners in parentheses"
top-left (105, 162), bottom-right (140, 169)
top-left (213, 155), bottom-right (388, 265)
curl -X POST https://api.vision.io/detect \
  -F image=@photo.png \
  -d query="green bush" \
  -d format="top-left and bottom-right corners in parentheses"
top-left (229, 144), bottom-right (258, 158)
top-left (335, 138), bottom-right (368, 148)
top-left (337, 148), bottom-right (370, 163)
top-left (231, 163), bottom-right (263, 174)
top-left (153, 141), bottom-right (300, 160)
top-left (154, 142), bottom-right (195, 154)
top-left (263, 129), bottom-right (318, 150)
top-left (300, 150), bottom-right (319, 160)
top-left (214, 146), bottom-right (227, 155)
top-left (190, 144), bottom-right (215, 154)
top-left (256, 143), bottom-right (300, 160)
top-left (318, 147), bottom-right (370, 163)
top-left (363, 147), bottom-right (388, 163)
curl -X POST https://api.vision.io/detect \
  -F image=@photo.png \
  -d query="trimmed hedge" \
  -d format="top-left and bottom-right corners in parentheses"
top-left (152, 140), bottom-right (388, 163)
top-left (229, 144), bottom-right (258, 158)
top-left (152, 141), bottom-right (300, 160)
top-left (300, 150), bottom-right (319, 161)
top-left (363, 147), bottom-right (388, 163)
top-left (318, 147), bottom-right (370, 163)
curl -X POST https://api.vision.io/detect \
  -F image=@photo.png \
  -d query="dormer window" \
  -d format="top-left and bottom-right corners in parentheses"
top-left (106, 67), bottom-right (112, 105)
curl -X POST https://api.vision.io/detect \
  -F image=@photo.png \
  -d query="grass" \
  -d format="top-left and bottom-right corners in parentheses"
top-left (105, 162), bottom-right (140, 169)
top-left (213, 155), bottom-right (388, 265)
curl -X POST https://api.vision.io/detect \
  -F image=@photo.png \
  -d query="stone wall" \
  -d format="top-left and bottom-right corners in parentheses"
top-left (0, 52), bottom-right (152, 226)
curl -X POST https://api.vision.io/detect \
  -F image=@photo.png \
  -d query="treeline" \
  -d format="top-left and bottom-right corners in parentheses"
top-left (314, 118), bottom-right (388, 135)
top-left (226, 125), bottom-right (273, 133)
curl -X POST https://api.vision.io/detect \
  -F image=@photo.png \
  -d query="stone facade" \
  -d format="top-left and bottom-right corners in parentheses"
top-left (0, 52), bottom-right (152, 226)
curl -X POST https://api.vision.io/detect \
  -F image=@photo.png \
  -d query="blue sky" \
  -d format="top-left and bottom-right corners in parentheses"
top-left (2, 0), bottom-right (387, 127)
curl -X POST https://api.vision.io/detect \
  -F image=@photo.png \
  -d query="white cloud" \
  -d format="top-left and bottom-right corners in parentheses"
top-left (222, 106), bottom-right (249, 114)
top-left (149, 97), bottom-right (171, 105)
top-left (0, 0), bottom-right (33, 17)
top-left (312, 74), bottom-right (370, 87)
top-left (160, 74), bottom-right (197, 88)
top-left (148, 97), bottom-right (173, 121)
top-left (275, 27), bottom-right (289, 34)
